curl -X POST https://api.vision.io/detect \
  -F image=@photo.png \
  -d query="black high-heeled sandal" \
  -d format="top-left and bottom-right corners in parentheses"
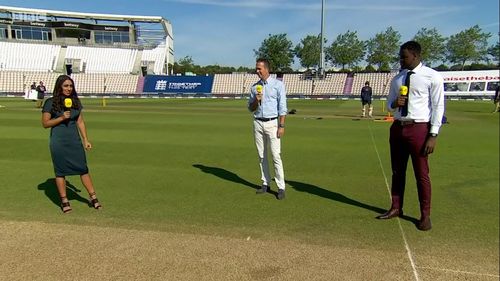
top-left (89, 192), bottom-right (102, 209)
top-left (61, 197), bottom-right (72, 213)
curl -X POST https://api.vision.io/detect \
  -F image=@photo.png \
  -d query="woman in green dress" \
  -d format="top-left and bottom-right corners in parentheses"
top-left (42, 75), bottom-right (102, 213)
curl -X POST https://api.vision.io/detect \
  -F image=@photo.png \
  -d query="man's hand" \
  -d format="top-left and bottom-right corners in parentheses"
top-left (423, 136), bottom-right (437, 156)
top-left (277, 127), bottom-right (285, 138)
top-left (256, 92), bottom-right (262, 103)
top-left (393, 96), bottom-right (406, 108)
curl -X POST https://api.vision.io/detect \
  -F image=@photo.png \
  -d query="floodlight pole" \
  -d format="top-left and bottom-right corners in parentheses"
top-left (319, 0), bottom-right (326, 78)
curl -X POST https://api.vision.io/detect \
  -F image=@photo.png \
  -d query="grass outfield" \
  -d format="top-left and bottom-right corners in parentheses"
top-left (0, 97), bottom-right (498, 280)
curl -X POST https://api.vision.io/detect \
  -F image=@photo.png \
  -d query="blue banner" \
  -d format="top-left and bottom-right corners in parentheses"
top-left (143, 75), bottom-right (214, 93)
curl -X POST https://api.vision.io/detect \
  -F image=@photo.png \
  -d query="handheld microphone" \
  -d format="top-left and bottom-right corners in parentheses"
top-left (399, 85), bottom-right (408, 96)
top-left (63, 98), bottom-right (72, 124)
top-left (64, 98), bottom-right (72, 110)
top-left (399, 86), bottom-right (408, 112)
top-left (256, 85), bottom-right (263, 105)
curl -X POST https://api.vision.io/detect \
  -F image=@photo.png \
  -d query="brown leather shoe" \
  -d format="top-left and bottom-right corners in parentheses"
top-left (376, 209), bottom-right (402, 219)
top-left (417, 217), bottom-right (432, 231)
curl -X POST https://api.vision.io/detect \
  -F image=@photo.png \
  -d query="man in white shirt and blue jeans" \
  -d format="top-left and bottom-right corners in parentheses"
top-left (377, 41), bottom-right (445, 231)
top-left (248, 58), bottom-right (287, 200)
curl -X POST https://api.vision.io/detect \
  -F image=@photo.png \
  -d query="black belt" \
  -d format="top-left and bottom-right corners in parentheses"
top-left (255, 117), bottom-right (278, 122)
top-left (396, 120), bottom-right (428, 126)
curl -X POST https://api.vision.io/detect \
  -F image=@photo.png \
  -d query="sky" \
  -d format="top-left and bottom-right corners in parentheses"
top-left (0, 0), bottom-right (498, 68)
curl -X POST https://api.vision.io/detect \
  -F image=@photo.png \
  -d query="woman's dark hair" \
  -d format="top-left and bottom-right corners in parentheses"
top-left (51, 75), bottom-right (81, 113)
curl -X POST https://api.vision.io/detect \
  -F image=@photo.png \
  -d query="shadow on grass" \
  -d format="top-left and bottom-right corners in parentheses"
top-left (286, 180), bottom-right (418, 224)
top-left (192, 164), bottom-right (261, 190)
top-left (193, 164), bottom-right (281, 197)
top-left (37, 178), bottom-right (89, 208)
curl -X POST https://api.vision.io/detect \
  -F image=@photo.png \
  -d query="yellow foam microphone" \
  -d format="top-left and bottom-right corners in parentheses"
top-left (64, 98), bottom-right (72, 109)
top-left (256, 85), bottom-right (263, 94)
top-left (399, 85), bottom-right (408, 96)
top-left (256, 85), bottom-right (263, 105)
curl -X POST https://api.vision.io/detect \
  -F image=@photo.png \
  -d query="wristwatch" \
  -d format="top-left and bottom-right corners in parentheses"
top-left (429, 133), bottom-right (438, 137)
top-left (278, 124), bottom-right (285, 128)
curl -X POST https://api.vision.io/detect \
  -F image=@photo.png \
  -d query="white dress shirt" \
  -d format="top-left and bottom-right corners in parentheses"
top-left (248, 77), bottom-right (288, 118)
top-left (387, 63), bottom-right (445, 134)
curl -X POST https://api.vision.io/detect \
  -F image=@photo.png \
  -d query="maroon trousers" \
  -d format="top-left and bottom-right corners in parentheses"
top-left (389, 122), bottom-right (432, 218)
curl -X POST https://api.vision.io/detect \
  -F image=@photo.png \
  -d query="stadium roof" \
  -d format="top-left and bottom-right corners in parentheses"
top-left (0, 5), bottom-right (168, 23)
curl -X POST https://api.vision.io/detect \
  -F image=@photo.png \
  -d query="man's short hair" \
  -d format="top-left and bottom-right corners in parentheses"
top-left (401, 41), bottom-right (422, 56)
top-left (256, 58), bottom-right (270, 70)
top-left (365, 81), bottom-right (370, 86)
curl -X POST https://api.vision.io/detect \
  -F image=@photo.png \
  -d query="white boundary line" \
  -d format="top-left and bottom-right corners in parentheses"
top-left (416, 266), bottom-right (500, 278)
top-left (368, 124), bottom-right (421, 281)
top-left (368, 123), bottom-right (500, 280)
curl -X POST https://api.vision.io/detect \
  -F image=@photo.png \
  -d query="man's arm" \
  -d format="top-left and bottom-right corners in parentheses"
top-left (248, 89), bottom-right (259, 112)
top-left (277, 82), bottom-right (287, 138)
top-left (248, 97), bottom-right (259, 112)
top-left (387, 80), bottom-right (399, 112)
top-left (429, 75), bottom-right (445, 135)
top-left (423, 73), bottom-right (445, 156)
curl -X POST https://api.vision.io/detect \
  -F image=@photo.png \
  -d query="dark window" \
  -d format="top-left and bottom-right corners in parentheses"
top-left (32, 30), bottom-right (42, 40)
top-left (21, 27), bottom-right (31, 39)
top-left (112, 32), bottom-right (121, 42)
top-left (0, 24), bottom-right (6, 39)
top-left (121, 33), bottom-right (129, 43)
top-left (103, 33), bottom-right (112, 44)
top-left (487, 82), bottom-right (499, 91)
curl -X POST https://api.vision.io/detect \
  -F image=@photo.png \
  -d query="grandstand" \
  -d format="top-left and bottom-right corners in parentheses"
top-left (0, 6), bottom-right (497, 99)
top-left (350, 72), bottom-right (396, 96)
top-left (209, 72), bottom-right (393, 97)
top-left (312, 73), bottom-right (347, 95)
top-left (0, 5), bottom-right (173, 94)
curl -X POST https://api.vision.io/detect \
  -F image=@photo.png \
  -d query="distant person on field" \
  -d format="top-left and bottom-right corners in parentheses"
top-left (35, 81), bottom-right (46, 108)
top-left (377, 41), bottom-right (445, 231)
top-left (30, 82), bottom-right (37, 90)
top-left (493, 85), bottom-right (500, 113)
top-left (361, 81), bottom-right (373, 117)
top-left (248, 58), bottom-right (288, 200)
top-left (41, 75), bottom-right (102, 213)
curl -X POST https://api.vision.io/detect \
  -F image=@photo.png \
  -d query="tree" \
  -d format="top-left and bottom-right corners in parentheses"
top-left (412, 27), bottom-right (447, 67)
top-left (254, 33), bottom-right (294, 72)
top-left (446, 25), bottom-right (491, 70)
top-left (364, 64), bottom-right (376, 72)
top-left (294, 34), bottom-right (324, 69)
top-left (487, 41), bottom-right (500, 65)
top-left (173, 55), bottom-right (195, 74)
top-left (366, 27), bottom-right (401, 71)
top-left (326, 30), bottom-right (365, 71)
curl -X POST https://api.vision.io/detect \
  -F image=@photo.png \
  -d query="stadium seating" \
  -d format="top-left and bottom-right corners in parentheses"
top-left (0, 71), bottom-right (140, 95)
top-left (0, 71), bottom-right (24, 93)
top-left (141, 45), bottom-right (167, 75)
top-left (0, 42), bottom-right (60, 72)
top-left (0, 69), bottom-right (402, 97)
top-left (66, 46), bottom-right (138, 74)
top-left (71, 73), bottom-right (139, 94)
top-left (104, 74), bottom-right (140, 94)
top-left (212, 73), bottom-right (280, 95)
top-left (312, 73), bottom-right (348, 95)
top-left (0, 71), bottom-right (58, 93)
top-left (71, 73), bottom-right (106, 94)
top-left (212, 73), bottom-right (246, 94)
top-left (351, 72), bottom-right (396, 96)
top-left (23, 72), bottom-right (59, 93)
top-left (282, 74), bottom-right (313, 95)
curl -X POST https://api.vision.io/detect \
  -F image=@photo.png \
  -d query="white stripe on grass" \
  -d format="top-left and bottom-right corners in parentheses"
top-left (368, 124), bottom-right (421, 281)
top-left (417, 266), bottom-right (500, 278)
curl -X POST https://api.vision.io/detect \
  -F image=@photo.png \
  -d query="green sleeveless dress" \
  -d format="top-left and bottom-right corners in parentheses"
top-left (42, 97), bottom-right (89, 177)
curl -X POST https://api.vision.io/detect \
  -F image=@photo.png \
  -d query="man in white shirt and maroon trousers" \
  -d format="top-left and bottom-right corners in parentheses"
top-left (376, 41), bottom-right (445, 231)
